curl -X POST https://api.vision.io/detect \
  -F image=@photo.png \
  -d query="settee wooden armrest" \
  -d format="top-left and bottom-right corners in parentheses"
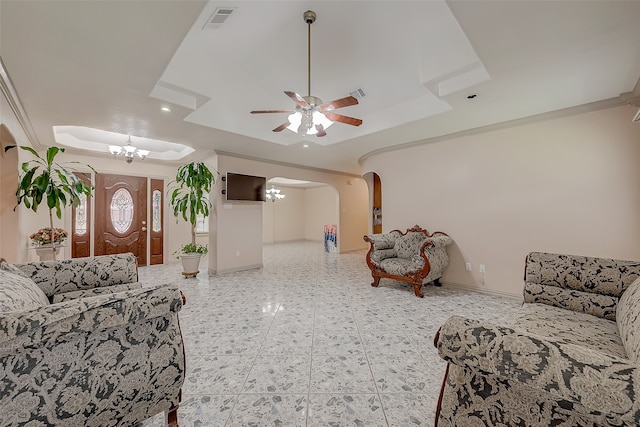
top-left (363, 225), bottom-right (453, 297)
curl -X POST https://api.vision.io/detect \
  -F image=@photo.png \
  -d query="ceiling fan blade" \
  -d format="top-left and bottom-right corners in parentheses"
top-left (273, 121), bottom-right (290, 132)
top-left (250, 110), bottom-right (295, 114)
top-left (318, 96), bottom-right (358, 111)
top-left (315, 124), bottom-right (327, 137)
top-left (325, 112), bottom-right (363, 127)
top-left (285, 91), bottom-right (310, 109)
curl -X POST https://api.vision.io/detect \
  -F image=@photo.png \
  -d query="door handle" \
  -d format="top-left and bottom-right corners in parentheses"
top-left (141, 227), bottom-right (147, 232)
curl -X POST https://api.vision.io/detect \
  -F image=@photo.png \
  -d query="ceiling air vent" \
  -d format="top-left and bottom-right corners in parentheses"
top-left (349, 88), bottom-right (366, 100)
top-left (203, 7), bottom-right (237, 29)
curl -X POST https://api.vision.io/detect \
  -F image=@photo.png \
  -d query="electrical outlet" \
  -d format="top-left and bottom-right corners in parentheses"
top-left (465, 262), bottom-right (472, 271)
top-left (479, 264), bottom-right (485, 273)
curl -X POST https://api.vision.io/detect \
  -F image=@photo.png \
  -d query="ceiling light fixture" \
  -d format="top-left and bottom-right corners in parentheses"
top-left (250, 10), bottom-right (362, 137)
top-left (265, 185), bottom-right (285, 202)
top-left (108, 135), bottom-right (150, 163)
top-left (161, 106), bottom-right (171, 112)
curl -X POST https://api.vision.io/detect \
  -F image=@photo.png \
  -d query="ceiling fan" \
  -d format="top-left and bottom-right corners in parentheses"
top-left (250, 10), bottom-right (363, 138)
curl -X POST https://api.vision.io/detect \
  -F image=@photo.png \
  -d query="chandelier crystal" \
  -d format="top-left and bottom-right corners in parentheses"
top-left (108, 135), bottom-right (150, 163)
top-left (265, 185), bottom-right (286, 202)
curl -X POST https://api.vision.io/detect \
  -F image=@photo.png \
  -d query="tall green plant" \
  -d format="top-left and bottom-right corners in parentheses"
top-left (15, 146), bottom-right (95, 259)
top-left (169, 162), bottom-right (217, 250)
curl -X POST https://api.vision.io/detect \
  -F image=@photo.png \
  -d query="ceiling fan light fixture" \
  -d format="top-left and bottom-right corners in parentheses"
top-left (251, 10), bottom-right (362, 137)
top-left (286, 110), bottom-right (334, 136)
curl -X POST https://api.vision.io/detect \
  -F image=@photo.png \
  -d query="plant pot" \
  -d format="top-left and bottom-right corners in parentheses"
top-left (180, 253), bottom-right (202, 277)
top-left (35, 246), bottom-right (60, 262)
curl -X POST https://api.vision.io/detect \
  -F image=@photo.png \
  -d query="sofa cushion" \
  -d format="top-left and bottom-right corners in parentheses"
top-left (515, 302), bottom-right (626, 359)
top-left (0, 269), bottom-right (50, 313)
top-left (379, 258), bottom-right (422, 276)
top-left (395, 231), bottom-right (426, 261)
top-left (0, 258), bottom-right (29, 278)
top-left (52, 282), bottom-right (143, 303)
top-left (616, 277), bottom-right (640, 363)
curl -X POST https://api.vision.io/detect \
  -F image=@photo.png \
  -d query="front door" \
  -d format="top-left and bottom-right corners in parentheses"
top-left (95, 174), bottom-right (148, 266)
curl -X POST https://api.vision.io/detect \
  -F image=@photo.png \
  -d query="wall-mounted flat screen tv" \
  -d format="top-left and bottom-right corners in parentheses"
top-left (225, 173), bottom-right (266, 202)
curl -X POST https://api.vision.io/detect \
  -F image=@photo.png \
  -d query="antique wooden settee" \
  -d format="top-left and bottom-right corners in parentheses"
top-left (363, 225), bottom-right (453, 297)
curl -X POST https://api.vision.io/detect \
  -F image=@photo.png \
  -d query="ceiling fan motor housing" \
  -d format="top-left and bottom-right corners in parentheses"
top-left (303, 10), bottom-right (316, 24)
top-left (302, 95), bottom-right (322, 108)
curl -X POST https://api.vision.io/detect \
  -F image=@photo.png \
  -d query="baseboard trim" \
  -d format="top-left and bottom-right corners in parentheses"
top-left (209, 263), bottom-right (263, 275)
top-left (441, 281), bottom-right (523, 302)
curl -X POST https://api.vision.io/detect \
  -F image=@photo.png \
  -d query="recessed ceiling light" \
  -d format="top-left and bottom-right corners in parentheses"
top-left (161, 106), bottom-right (171, 112)
top-left (303, 144), bottom-right (309, 148)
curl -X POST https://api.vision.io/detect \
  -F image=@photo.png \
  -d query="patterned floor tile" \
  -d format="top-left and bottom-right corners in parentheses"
top-left (136, 241), bottom-right (523, 426)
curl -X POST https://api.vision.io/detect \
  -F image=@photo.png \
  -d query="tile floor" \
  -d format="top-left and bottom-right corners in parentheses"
top-left (141, 241), bottom-right (522, 426)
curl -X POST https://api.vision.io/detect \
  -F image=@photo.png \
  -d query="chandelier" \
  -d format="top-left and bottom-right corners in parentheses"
top-left (108, 135), bottom-right (150, 163)
top-left (266, 185), bottom-right (285, 202)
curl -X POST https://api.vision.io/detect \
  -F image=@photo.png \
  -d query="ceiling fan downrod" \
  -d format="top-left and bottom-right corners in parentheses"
top-left (303, 10), bottom-right (316, 98)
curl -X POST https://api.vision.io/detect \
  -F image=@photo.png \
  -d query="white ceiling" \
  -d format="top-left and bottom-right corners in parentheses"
top-left (1, 1), bottom-right (639, 175)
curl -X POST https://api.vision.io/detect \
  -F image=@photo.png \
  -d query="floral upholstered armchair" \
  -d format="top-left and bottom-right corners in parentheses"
top-left (363, 225), bottom-right (453, 297)
top-left (0, 253), bottom-right (185, 426)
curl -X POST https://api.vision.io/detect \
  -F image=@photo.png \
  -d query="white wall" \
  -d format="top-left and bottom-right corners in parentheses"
top-left (361, 105), bottom-right (640, 297)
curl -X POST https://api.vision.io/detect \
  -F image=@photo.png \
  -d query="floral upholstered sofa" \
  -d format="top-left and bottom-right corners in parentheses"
top-left (0, 253), bottom-right (185, 426)
top-left (434, 251), bottom-right (640, 426)
top-left (363, 225), bottom-right (453, 297)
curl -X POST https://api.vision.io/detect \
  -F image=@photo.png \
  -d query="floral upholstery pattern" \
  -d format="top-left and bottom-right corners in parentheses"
top-left (437, 316), bottom-right (640, 426)
top-left (0, 254), bottom-right (185, 426)
top-left (363, 226), bottom-right (453, 297)
top-left (15, 253), bottom-right (139, 299)
top-left (0, 258), bottom-right (29, 278)
top-left (617, 278), bottom-right (640, 363)
top-left (0, 269), bottom-right (50, 313)
top-left (52, 282), bottom-right (143, 303)
top-left (435, 252), bottom-right (640, 427)
top-left (515, 302), bottom-right (626, 358)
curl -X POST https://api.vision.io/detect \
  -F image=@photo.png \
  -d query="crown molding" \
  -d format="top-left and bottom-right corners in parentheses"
top-left (359, 96), bottom-right (627, 165)
top-left (0, 56), bottom-right (40, 147)
top-left (215, 150), bottom-right (362, 178)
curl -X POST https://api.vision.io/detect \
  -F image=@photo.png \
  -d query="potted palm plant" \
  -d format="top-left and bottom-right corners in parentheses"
top-left (15, 146), bottom-right (95, 261)
top-left (169, 161), bottom-right (217, 277)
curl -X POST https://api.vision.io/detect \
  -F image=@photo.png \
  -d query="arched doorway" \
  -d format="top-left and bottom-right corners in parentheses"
top-left (263, 177), bottom-right (339, 247)
top-left (0, 124), bottom-right (20, 261)
top-left (363, 172), bottom-right (382, 234)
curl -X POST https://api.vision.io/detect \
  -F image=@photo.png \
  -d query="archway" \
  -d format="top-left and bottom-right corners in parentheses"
top-left (0, 124), bottom-right (21, 261)
top-left (363, 171), bottom-right (382, 234)
top-left (263, 177), bottom-right (339, 247)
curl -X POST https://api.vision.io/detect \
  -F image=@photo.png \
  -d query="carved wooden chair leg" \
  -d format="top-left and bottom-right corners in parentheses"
top-left (412, 282), bottom-right (424, 298)
top-left (371, 276), bottom-right (381, 288)
top-left (434, 363), bottom-right (449, 427)
top-left (166, 406), bottom-right (179, 427)
top-left (433, 278), bottom-right (443, 287)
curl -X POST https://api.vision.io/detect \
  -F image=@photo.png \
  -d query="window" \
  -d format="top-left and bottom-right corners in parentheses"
top-left (110, 188), bottom-right (134, 233)
top-left (195, 214), bottom-right (208, 233)
top-left (152, 189), bottom-right (162, 232)
top-left (74, 193), bottom-right (87, 235)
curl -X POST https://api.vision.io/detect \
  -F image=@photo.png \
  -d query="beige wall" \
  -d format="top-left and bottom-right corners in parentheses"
top-left (361, 105), bottom-right (640, 297)
top-left (262, 185), bottom-right (339, 244)
top-left (304, 186), bottom-right (339, 241)
top-left (211, 154), bottom-right (368, 274)
top-left (263, 186), bottom-right (305, 243)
